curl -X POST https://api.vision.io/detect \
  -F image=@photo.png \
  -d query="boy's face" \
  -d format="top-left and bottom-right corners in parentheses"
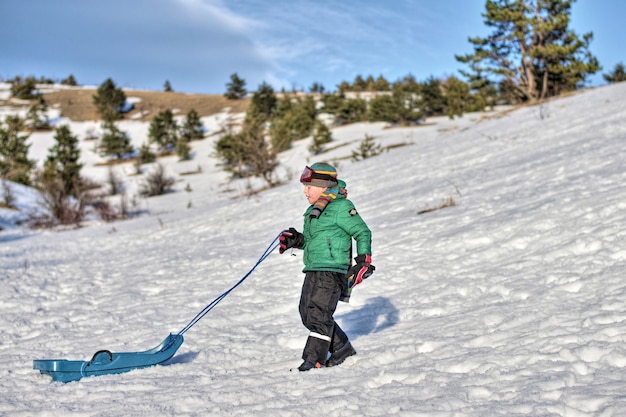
top-left (303, 185), bottom-right (325, 204)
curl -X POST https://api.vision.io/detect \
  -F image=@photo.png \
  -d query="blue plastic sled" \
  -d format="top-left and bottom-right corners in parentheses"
top-left (33, 333), bottom-right (183, 383)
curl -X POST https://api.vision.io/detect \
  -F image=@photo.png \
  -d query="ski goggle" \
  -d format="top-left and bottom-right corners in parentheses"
top-left (300, 166), bottom-right (337, 184)
top-left (300, 166), bottom-right (315, 183)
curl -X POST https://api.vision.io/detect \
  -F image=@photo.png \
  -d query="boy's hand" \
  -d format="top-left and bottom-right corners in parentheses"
top-left (347, 254), bottom-right (375, 287)
top-left (279, 228), bottom-right (304, 254)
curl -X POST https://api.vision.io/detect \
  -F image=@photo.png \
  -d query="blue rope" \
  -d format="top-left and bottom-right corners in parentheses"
top-left (176, 233), bottom-right (281, 336)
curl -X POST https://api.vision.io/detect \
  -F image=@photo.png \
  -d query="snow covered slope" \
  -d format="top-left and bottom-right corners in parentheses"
top-left (1, 83), bottom-right (625, 416)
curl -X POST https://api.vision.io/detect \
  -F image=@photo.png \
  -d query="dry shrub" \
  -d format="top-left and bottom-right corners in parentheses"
top-left (139, 163), bottom-right (175, 197)
top-left (91, 200), bottom-right (116, 222)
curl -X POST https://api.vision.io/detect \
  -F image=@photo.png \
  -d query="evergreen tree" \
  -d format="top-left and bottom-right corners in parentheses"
top-left (352, 134), bottom-right (383, 161)
top-left (337, 81), bottom-right (351, 94)
top-left (498, 78), bottom-right (520, 104)
top-left (164, 80), bottom-right (173, 92)
top-left (374, 75), bottom-right (391, 91)
top-left (10, 76), bottom-right (38, 99)
top-left (393, 82), bottom-right (423, 123)
top-left (420, 77), bottom-right (446, 117)
top-left (309, 82), bottom-right (325, 93)
top-left (308, 121), bottom-right (333, 155)
top-left (100, 121), bottom-right (133, 159)
top-left (456, 0), bottom-right (600, 102)
top-left (45, 125), bottom-right (83, 197)
top-left (26, 95), bottom-right (50, 130)
top-left (352, 75), bottom-right (367, 92)
top-left (272, 94), bottom-right (293, 119)
top-left (179, 109), bottom-right (205, 141)
top-left (367, 94), bottom-right (397, 123)
top-left (367, 86), bottom-right (422, 125)
top-left (443, 76), bottom-right (471, 119)
top-left (393, 74), bottom-right (421, 95)
top-left (335, 98), bottom-right (367, 125)
top-left (93, 78), bottom-right (127, 122)
top-left (214, 117), bottom-right (278, 186)
top-left (603, 62), bottom-right (626, 83)
top-left (0, 115), bottom-right (34, 185)
top-left (268, 117), bottom-right (292, 153)
top-left (148, 109), bottom-right (179, 153)
top-left (247, 82), bottom-right (277, 122)
top-left (268, 96), bottom-right (316, 152)
top-left (137, 143), bottom-right (156, 164)
top-left (321, 92), bottom-right (346, 115)
top-left (176, 137), bottom-right (191, 161)
top-left (60, 74), bottom-right (78, 86)
top-left (224, 73), bottom-right (247, 99)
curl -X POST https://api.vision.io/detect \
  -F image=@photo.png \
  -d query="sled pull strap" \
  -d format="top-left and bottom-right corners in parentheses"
top-left (176, 233), bottom-right (281, 336)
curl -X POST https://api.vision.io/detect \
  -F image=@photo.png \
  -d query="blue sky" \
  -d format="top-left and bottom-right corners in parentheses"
top-left (1, 0), bottom-right (623, 94)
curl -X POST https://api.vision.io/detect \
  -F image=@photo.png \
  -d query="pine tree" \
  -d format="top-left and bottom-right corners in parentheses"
top-left (367, 86), bottom-right (422, 125)
top-left (420, 77), bottom-right (446, 117)
top-left (10, 76), bottom-right (38, 99)
top-left (337, 81), bottom-right (351, 94)
top-left (179, 109), bottom-right (204, 142)
top-left (351, 134), bottom-right (383, 161)
top-left (309, 82), bottom-right (325, 93)
top-left (335, 98), bottom-right (367, 125)
top-left (270, 95), bottom-right (316, 148)
top-left (45, 125), bottom-right (83, 197)
top-left (60, 74), bottom-right (78, 86)
top-left (137, 143), bottom-right (156, 164)
top-left (321, 92), bottom-right (346, 115)
top-left (148, 109), bottom-right (179, 153)
top-left (456, 0), bottom-right (600, 102)
top-left (443, 76), bottom-right (471, 119)
top-left (393, 74), bottom-right (421, 95)
top-left (176, 137), bottom-right (191, 161)
top-left (214, 117), bottom-right (278, 186)
top-left (164, 80), bottom-right (173, 92)
top-left (603, 62), bottom-right (626, 83)
top-left (100, 121), bottom-right (133, 159)
top-left (26, 95), bottom-right (50, 130)
top-left (352, 75), bottom-right (367, 92)
top-left (367, 94), bottom-right (397, 123)
top-left (93, 78), bottom-right (127, 122)
top-left (0, 115), bottom-right (34, 185)
top-left (374, 75), bottom-right (391, 91)
top-left (247, 82), bottom-right (277, 122)
top-left (224, 73), bottom-right (247, 99)
top-left (308, 121), bottom-right (333, 155)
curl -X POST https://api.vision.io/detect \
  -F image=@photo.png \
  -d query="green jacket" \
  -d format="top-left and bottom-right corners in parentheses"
top-left (301, 197), bottom-right (372, 274)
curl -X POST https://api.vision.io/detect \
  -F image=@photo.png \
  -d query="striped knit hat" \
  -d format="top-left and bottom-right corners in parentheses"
top-left (300, 162), bottom-right (338, 188)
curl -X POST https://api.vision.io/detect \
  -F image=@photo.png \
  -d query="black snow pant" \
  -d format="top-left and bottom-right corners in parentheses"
top-left (299, 270), bottom-right (350, 364)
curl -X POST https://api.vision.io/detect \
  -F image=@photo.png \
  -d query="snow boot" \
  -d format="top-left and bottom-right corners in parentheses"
top-left (298, 360), bottom-right (322, 372)
top-left (326, 343), bottom-right (356, 367)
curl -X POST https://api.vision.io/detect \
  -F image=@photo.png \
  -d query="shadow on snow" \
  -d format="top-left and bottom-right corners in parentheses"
top-left (337, 296), bottom-right (399, 341)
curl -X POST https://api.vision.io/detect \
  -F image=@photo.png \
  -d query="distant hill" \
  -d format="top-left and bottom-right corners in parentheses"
top-left (42, 87), bottom-right (250, 122)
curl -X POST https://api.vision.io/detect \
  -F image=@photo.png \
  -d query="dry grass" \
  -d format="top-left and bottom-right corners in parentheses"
top-left (417, 196), bottom-right (457, 215)
top-left (42, 88), bottom-right (250, 122)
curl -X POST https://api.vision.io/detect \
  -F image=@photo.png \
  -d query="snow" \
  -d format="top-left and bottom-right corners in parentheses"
top-left (2, 83), bottom-right (626, 416)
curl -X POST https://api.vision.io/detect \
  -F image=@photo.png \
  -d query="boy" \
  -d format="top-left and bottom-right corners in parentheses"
top-left (279, 162), bottom-right (374, 371)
